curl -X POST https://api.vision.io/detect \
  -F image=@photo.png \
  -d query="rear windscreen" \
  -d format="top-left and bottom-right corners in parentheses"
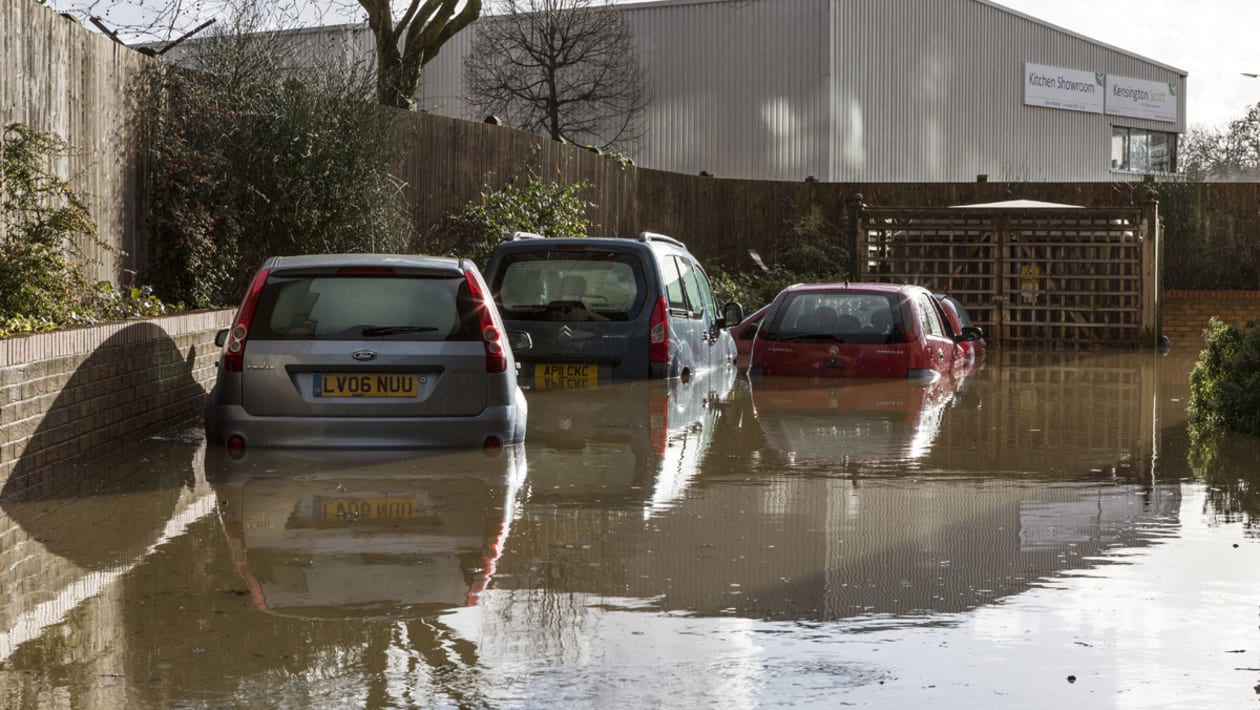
top-left (248, 274), bottom-right (478, 341)
top-left (492, 250), bottom-right (645, 321)
top-left (764, 291), bottom-right (904, 344)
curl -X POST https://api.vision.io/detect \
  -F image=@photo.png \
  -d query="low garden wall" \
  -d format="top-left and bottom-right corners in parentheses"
top-left (1161, 290), bottom-right (1260, 354)
top-left (0, 310), bottom-right (234, 500)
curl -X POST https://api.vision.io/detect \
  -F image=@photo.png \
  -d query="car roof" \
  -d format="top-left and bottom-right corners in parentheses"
top-left (493, 235), bottom-right (690, 255)
top-left (264, 253), bottom-right (469, 274)
top-left (781, 281), bottom-right (925, 296)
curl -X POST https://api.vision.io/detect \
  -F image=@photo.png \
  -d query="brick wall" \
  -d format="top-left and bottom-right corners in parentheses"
top-left (0, 310), bottom-right (234, 499)
top-left (1161, 290), bottom-right (1260, 353)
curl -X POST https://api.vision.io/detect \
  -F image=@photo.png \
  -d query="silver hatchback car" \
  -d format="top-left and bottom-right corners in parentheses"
top-left (204, 254), bottom-right (528, 451)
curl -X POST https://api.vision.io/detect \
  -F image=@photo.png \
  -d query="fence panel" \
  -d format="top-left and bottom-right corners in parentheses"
top-left (857, 207), bottom-right (1153, 348)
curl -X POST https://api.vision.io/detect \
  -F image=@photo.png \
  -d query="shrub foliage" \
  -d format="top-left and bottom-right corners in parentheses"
top-left (142, 30), bottom-right (410, 308)
top-left (1188, 317), bottom-right (1260, 437)
top-left (710, 209), bottom-right (850, 310)
top-left (425, 175), bottom-right (595, 267)
top-left (0, 124), bottom-right (181, 337)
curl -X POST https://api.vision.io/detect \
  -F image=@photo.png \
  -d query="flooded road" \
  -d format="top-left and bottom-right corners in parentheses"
top-left (2, 351), bottom-right (1259, 709)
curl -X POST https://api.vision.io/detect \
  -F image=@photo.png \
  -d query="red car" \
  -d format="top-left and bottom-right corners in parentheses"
top-left (747, 282), bottom-right (982, 379)
top-left (934, 293), bottom-right (987, 365)
top-left (731, 304), bottom-right (770, 367)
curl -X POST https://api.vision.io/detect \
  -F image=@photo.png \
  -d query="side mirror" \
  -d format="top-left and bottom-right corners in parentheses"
top-left (214, 328), bottom-right (229, 348)
top-left (956, 325), bottom-right (983, 342)
top-left (719, 302), bottom-right (745, 329)
top-left (508, 330), bottom-right (534, 352)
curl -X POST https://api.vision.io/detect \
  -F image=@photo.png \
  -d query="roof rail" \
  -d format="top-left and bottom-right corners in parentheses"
top-left (637, 231), bottom-right (686, 248)
top-left (509, 231), bottom-right (544, 241)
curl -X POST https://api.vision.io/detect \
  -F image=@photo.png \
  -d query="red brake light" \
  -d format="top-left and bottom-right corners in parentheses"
top-left (336, 266), bottom-right (396, 275)
top-left (226, 434), bottom-right (247, 459)
top-left (465, 269), bottom-right (508, 373)
top-left (222, 268), bottom-right (271, 372)
top-left (649, 297), bottom-right (669, 363)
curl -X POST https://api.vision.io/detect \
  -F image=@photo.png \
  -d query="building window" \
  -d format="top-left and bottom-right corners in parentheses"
top-left (1111, 126), bottom-right (1177, 173)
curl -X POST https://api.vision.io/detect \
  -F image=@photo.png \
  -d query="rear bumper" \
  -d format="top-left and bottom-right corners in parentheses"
top-left (206, 390), bottom-right (528, 449)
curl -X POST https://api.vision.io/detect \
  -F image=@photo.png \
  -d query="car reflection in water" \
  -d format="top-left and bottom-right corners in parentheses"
top-left (204, 445), bottom-right (526, 619)
top-left (524, 364), bottom-right (737, 514)
top-left (748, 371), bottom-right (965, 471)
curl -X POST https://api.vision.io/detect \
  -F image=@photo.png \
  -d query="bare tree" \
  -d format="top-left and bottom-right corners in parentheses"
top-left (361, 0), bottom-right (481, 109)
top-left (463, 0), bottom-right (647, 151)
top-left (1180, 102), bottom-right (1260, 180)
top-left (51, 0), bottom-right (479, 110)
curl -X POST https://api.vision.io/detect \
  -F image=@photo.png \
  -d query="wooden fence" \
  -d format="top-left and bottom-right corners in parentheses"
top-left (1, 0), bottom-right (152, 285)
top-left (4, 0), bottom-right (1257, 323)
top-left (854, 203), bottom-right (1162, 348)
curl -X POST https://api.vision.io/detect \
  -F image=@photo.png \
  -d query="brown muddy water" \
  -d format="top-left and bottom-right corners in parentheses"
top-left (2, 350), bottom-right (1259, 709)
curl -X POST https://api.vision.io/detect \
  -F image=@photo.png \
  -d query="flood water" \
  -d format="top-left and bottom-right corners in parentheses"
top-left (2, 350), bottom-right (1259, 709)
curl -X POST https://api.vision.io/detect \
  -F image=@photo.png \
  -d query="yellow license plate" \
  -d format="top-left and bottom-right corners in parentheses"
top-left (535, 363), bottom-right (598, 389)
top-left (315, 373), bottom-right (416, 398)
top-left (319, 496), bottom-right (420, 521)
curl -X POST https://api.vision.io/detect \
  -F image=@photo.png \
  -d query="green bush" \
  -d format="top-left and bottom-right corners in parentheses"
top-left (0, 123), bottom-right (101, 326)
top-left (710, 209), bottom-right (850, 311)
top-left (425, 175), bottom-right (596, 267)
top-left (0, 123), bottom-right (182, 338)
top-left (1188, 317), bottom-right (1260, 436)
top-left (142, 27), bottom-right (409, 308)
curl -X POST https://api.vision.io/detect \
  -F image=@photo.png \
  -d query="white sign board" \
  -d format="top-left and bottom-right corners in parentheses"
top-left (1024, 63), bottom-right (1105, 114)
top-left (1106, 75), bottom-right (1177, 123)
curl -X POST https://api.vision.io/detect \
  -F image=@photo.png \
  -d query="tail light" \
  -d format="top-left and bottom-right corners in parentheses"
top-left (898, 297), bottom-right (918, 343)
top-left (222, 268), bottom-right (270, 372)
top-left (649, 297), bottom-right (669, 363)
top-left (465, 269), bottom-right (508, 373)
top-left (226, 434), bottom-right (247, 460)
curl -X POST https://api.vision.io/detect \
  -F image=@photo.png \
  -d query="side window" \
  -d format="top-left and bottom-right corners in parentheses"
top-left (917, 294), bottom-right (945, 338)
top-left (691, 261), bottom-right (719, 318)
top-left (659, 255), bottom-right (687, 310)
top-left (676, 257), bottom-right (706, 318)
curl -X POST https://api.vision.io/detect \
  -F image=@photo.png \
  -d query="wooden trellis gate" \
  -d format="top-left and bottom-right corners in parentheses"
top-left (853, 202), bottom-right (1162, 348)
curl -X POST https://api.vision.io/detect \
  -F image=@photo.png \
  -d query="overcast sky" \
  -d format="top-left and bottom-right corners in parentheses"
top-left (993, 0), bottom-right (1260, 129)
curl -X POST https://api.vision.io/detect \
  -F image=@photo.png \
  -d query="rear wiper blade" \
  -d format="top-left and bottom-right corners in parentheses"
top-left (361, 326), bottom-right (439, 336)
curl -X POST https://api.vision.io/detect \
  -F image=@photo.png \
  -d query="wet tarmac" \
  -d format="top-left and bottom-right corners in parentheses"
top-left (2, 350), bottom-right (1258, 709)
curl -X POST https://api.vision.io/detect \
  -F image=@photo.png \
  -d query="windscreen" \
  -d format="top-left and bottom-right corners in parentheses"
top-left (764, 291), bottom-right (904, 344)
top-left (248, 274), bottom-right (478, 341)
top-left (493, 250), bottom-right (645, 322)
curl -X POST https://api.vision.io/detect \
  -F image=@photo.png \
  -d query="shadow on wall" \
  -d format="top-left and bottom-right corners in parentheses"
top-left (0, 322), bottom-right (203, 568)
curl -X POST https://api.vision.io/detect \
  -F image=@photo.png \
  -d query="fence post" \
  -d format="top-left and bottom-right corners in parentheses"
top-left (992, 213), bottom-right (1008, 348)
top-left (1141, 189), bottom-right (1161, 347)
top-left (848, 193), bottom-right (865, 279)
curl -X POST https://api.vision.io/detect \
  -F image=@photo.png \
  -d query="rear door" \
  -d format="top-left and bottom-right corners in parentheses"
top-left (657, 254), bottom-right (708, 376)
top-left (490, 244), bottom-right (650, 384)
top-left (912, 291), bottom-right (959, 375)
top-left (239, 266), bottom-right (489, 418)
top-left (679, 257), bottom-right (732, 371)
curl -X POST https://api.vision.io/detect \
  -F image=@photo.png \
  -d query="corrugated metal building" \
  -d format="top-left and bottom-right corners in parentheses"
top-left (411, 0), bottom-right (1186, 183)
top-left (174, 0), bottom-right (1185, 183)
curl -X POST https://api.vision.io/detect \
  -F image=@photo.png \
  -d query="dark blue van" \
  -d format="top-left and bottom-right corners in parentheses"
top-left (484, 232), bottom-right (744, 387)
